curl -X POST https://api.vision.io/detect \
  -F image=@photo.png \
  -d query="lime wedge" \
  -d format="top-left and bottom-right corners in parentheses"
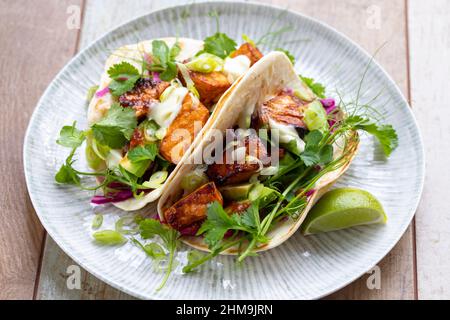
top-left (301, 188), bottom-right (387, 235)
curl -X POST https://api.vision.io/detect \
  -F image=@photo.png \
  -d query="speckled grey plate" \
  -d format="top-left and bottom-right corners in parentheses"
top-left (24, 1), bottom-right (424, 299)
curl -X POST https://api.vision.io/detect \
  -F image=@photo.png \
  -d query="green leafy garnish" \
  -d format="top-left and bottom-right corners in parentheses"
top-left (275, 48), bottom-right (295, 65)
top-left (149, 40), bottom-right (179, 81)
top-left (127, 143), bottom-right (158, 163)
top-left (91, 103), bottom-right (137, 149)
top-left (300, 76), bottom-right (326, 98)
top-left (93, 230), bottom-right (127, 245)
top-left (345, 115), bottom-right (398, 157)
top-left (56, 121), bottom-right (85, 148)
top-left (107, 61), bottom-right (140, 96)
top-left (300, 130), bottom-right (333, 167)
top-left (138, 219), bottom-right (179, 291)
top-left (132, 238), bottom-right (166, 260)
top-left (202, 33), bottom-right (237, 59)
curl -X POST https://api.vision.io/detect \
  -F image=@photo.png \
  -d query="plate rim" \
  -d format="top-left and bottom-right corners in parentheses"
top-left (23, 0), bottom-right (425, 300)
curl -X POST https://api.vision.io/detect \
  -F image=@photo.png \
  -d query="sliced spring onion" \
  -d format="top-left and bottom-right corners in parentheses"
top-left (185, 53), bottom-right (224, 73)
top-left (155, 128), bottom-right (167, 140)
top-left (142, 171), bottom-right (168, 189)
top-left (92, 230), bottom-right (127, 245)
top-left (176, 62), bottom-right (200, 98)
top-left (86, 85), bottom-right (99, 102)
top-left (180, 169), bottom-right (209, 193)
top-left (91, 214), bottom-right (103, 229)
top-left (115, 215), bottom-right (139, 235)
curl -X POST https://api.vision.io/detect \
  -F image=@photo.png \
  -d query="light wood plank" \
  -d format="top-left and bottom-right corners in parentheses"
top-left (36, 0), bottom-right (416, 299)
top-left (408, 0), bottom-right (450, 299)
top-left (0, 0), bottom-right (82, 299)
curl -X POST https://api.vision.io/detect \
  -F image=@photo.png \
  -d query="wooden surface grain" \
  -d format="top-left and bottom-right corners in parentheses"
top-left (2, 0), bottom-right (444, 300)
top-left (409, 0), bottom-right (450, 299)
top-left (0, 0), bottom-right (82, 299)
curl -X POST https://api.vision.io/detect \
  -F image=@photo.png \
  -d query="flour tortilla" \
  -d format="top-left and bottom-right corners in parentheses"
top-left (157, 51), bottom-right (359, 253)
top-left (87, 38), bottom-right (257, 211)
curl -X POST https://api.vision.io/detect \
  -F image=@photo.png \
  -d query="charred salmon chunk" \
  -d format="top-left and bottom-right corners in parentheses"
top-left (225, 201), bottom-right (251, 215)
top-left (189, 71), bottom-right (231, 107)
top-left (257, 91), bottom-right (307, 128)
top-left (119, 78), bottom-right (170, 118)
top-left (164, 182), bottom-right (223, 231)
top-left (159, 94), bottom-right (210, 164)
top-left (206, 135), bottom-right (269, 185)
top-left (230, 42), bottom-right (263, 66)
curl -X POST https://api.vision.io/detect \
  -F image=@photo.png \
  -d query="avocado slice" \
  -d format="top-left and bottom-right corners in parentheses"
top-left (220, 183), bottom-right (253, 201)
top-left (119, 155), bottom-right (151, 178)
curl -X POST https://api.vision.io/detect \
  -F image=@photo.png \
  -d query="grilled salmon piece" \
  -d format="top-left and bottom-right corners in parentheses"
top-left (189, 71), bottom-right (231, 107)
top-left (119, 78), bottom-right (170, 118)
top-left (164, 182), bottom-right (223, 231)
top-left (206, 135), bottom-right (269, 185)
top-left (230, 42), bottom-right (263, 66)
top-left (159, 94), bottom-right (210, 164)
top-left (257, 91), bottom-right (307, 128)
top-left (225, 201), bottom-right (251, 215)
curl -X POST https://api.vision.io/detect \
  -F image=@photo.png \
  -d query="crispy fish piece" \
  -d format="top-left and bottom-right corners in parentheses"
top-left (159, 94), bottom-right (210, 164)
top-left (230, 42), bottom-right (263, 66)
top-left (206, 135), bottom-right (269, 185)
top-left (257, 91), bottom-right (307, 128)
top-left (225, 201), bottom-right (251, 215)
top-left (189, 71), bottom-right (231, 107)
top-left (119, 78), bottom-right (170, 118)
top-left (164, 182), bottom-right (223, 231)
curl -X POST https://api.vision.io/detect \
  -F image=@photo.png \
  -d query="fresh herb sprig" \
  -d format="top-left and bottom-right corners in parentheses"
top-left (135, 218), bottom-right (180, 291)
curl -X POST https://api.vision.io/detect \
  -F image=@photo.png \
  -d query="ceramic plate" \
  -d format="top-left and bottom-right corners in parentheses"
top-left (24, 1), bottom-right (424, 299)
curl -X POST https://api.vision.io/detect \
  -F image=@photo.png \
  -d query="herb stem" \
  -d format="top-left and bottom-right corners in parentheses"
top-left (156, 246), bottom-right (175, 291)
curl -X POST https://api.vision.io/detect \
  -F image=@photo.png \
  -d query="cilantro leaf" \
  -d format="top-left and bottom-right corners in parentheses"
top-left (56, 122), bottom-right (85, 148)
top-left (345, 115), bottom-right (398, 157)
top-left (198, 202), bottom-right (234, 248)
top-left (128, 143), bottom-right (158, 162)
top-left (275, 48), bottom-right (295, 65)
top-left (203, 32), bottom-right (237, 59)
top-left (138, 218), bottom-right (179, 290)
top-left (300, 76), bottom-right (326, 98)
top-left (107, 62), bottom-right (140, 96)
top-left (91, 103), bottom-right (137, 149)
top-left (150, 40), bottom-right (179, 81)
top-left (300, 130), bottom-right (333, 167)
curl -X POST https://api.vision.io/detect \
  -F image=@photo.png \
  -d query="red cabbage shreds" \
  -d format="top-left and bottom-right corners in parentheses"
top-left (282, 87), bottom-right (293, 95)
top-left (107, 181), bottom-right (129, 189)
top-left (91, 190), bottom-right (133, 205)
top-left (305, 189), bottom-right (316, 197)
top-left (152, 72), bottom-right (161, 82)
top-left (320, 98), bottom-right (336, 114)
top-left (179, 224), bottom-right (200, 236)
top-left (95, 86), bottom-right (110, 98)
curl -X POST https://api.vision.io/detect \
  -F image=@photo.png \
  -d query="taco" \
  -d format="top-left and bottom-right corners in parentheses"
top-left (77, 37), bottom-right (266, 211)
top-left (157, 51), bottom-right (360, 254)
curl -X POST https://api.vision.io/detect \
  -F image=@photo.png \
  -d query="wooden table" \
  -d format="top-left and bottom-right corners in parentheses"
top-left (0, 0), bottom-right (447, 300)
